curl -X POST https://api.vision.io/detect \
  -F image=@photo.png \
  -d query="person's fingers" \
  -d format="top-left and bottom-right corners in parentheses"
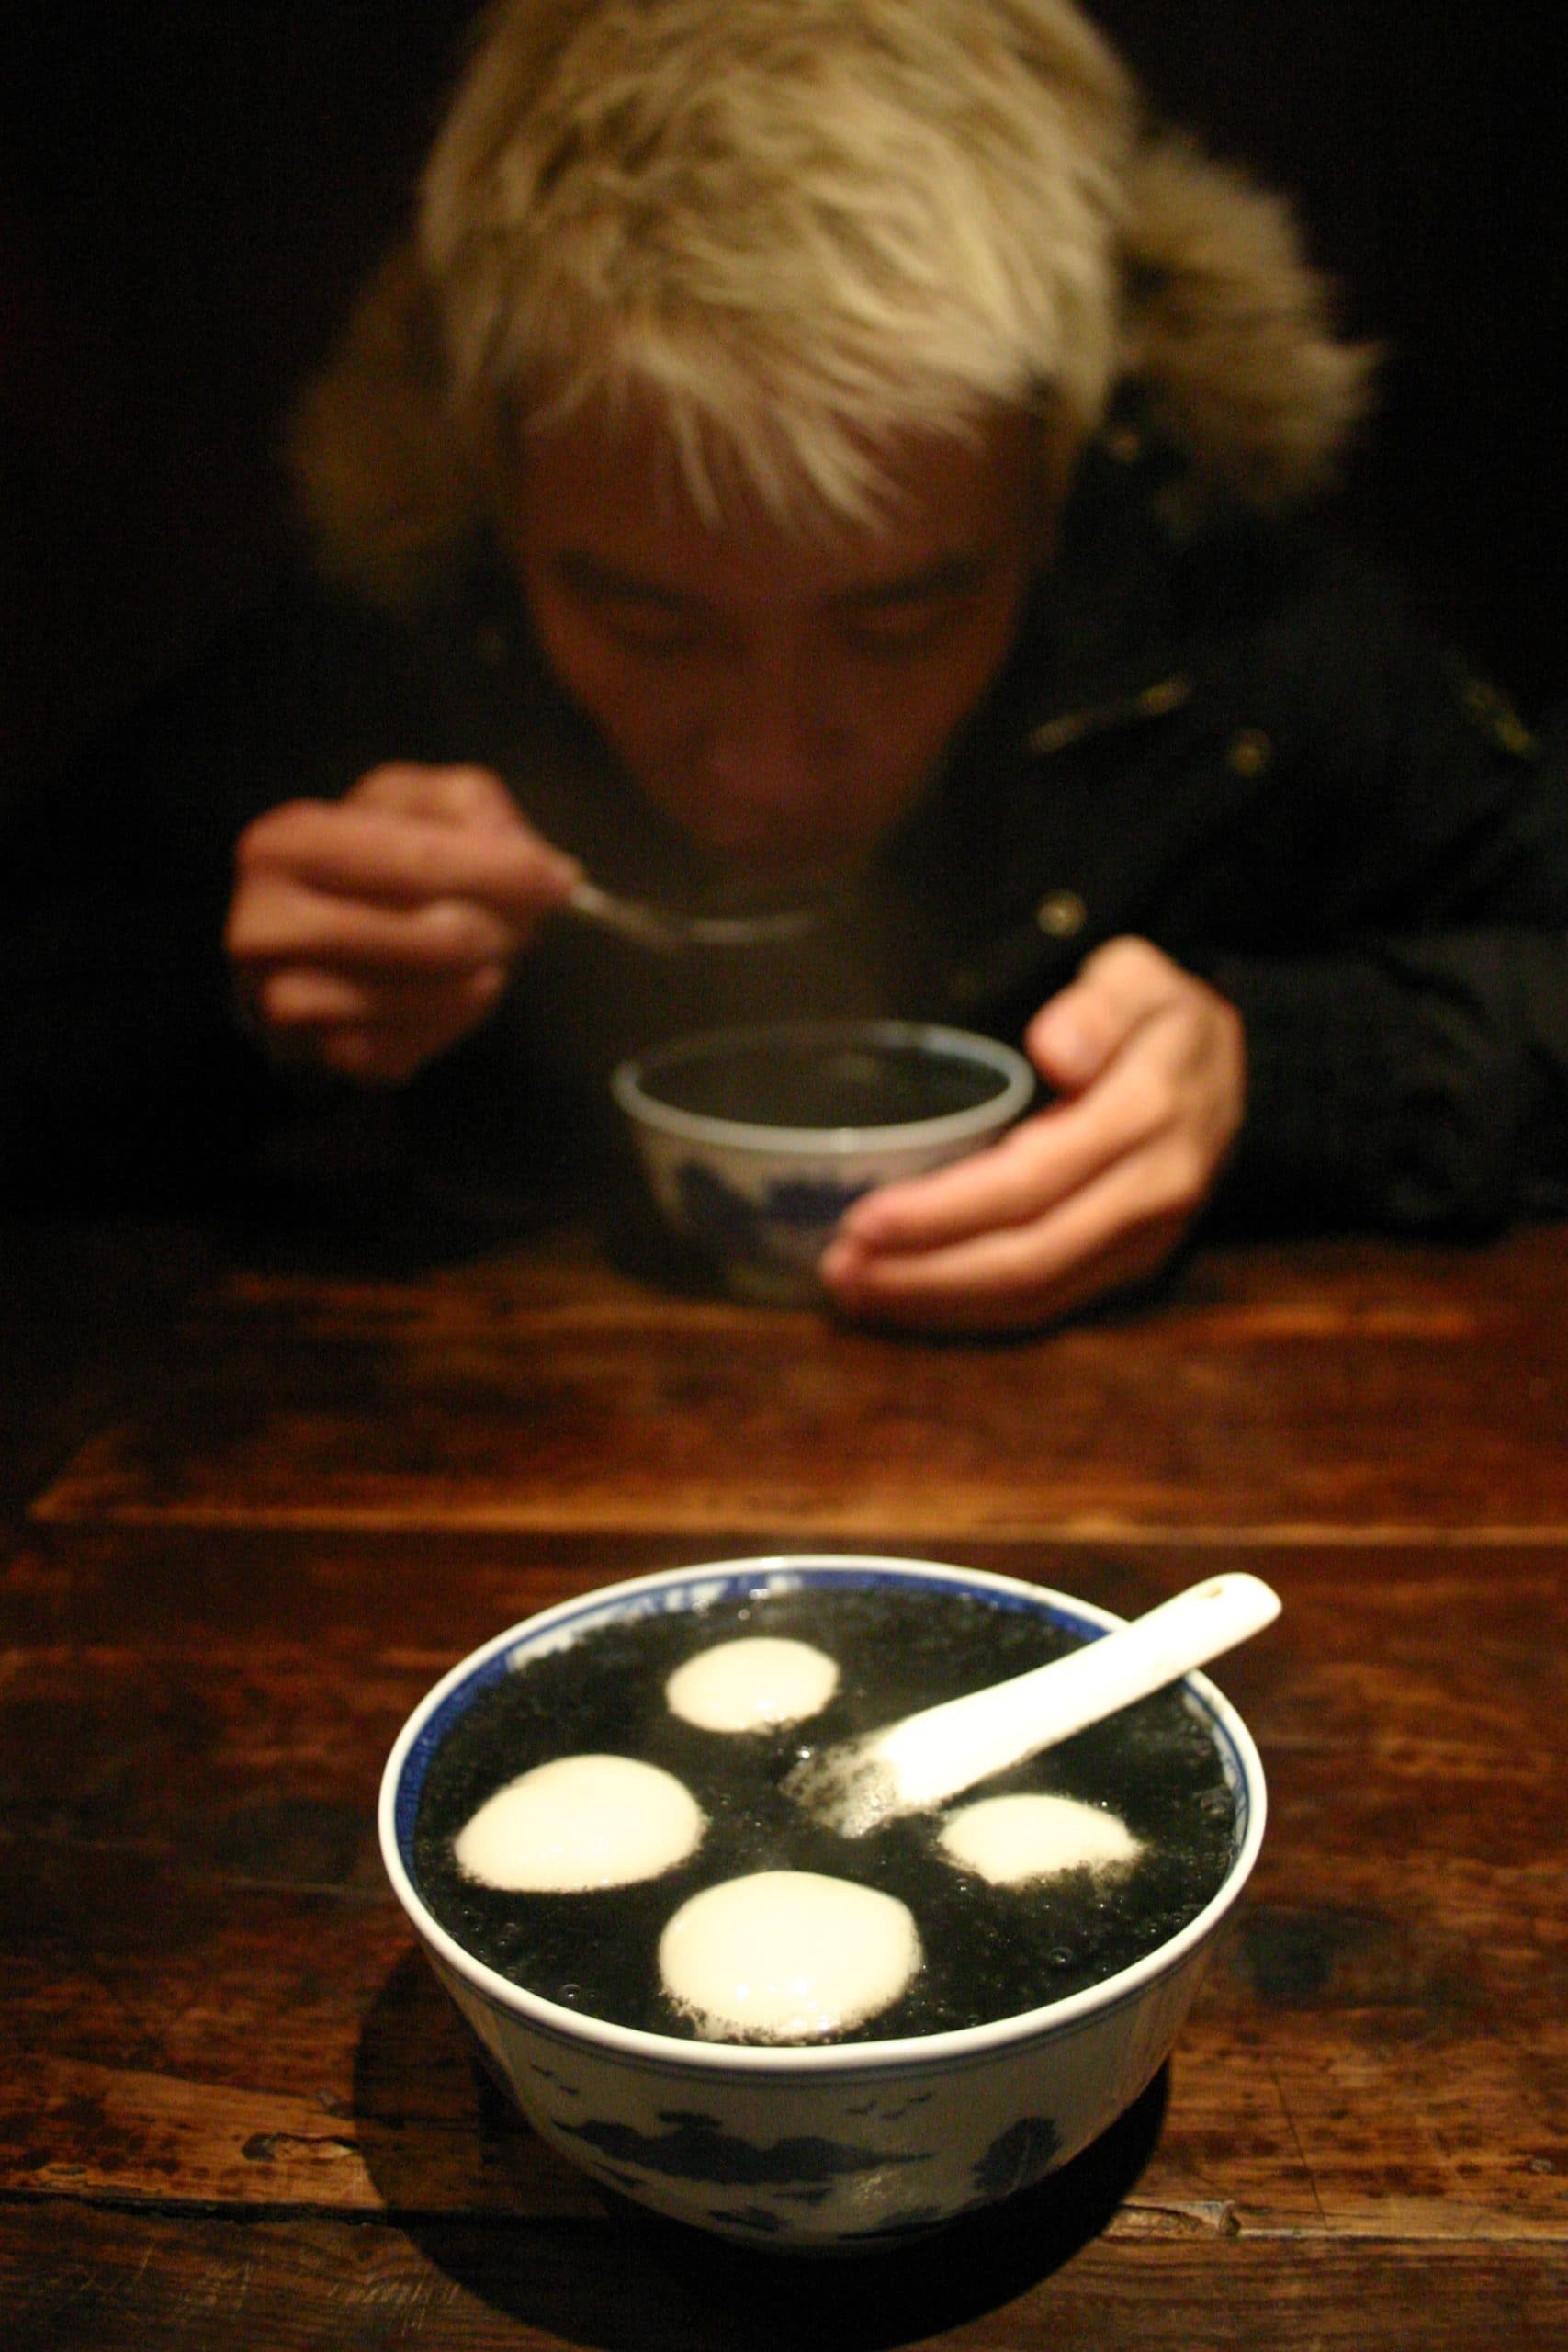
top-left (834, 1021), bottom-right (1190, 1258)
top-left (829, 1212), bottom-right (1184, 1335)
top-left (253, 959), bottom-right (508, 1031)
top-left (829, 1105), bottom-right (1113, 1257)
top-left (1024, 935), bottom-right (1185, 1091)
top-left (225, 768), bottom-right (583, 1085)
top-left (226, 872), bottom-right (518, 969)
top-left (822, 1136), bottom-right (1200, 1333)
top-left (822, 944), bottom-right (1246, 1334)
top-left (234, 794), bottom-right (581, 921)
top-left (348, 762), bottom-right (530, 833)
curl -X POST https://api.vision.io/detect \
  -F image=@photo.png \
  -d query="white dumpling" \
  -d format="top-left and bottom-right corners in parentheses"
top-left (938, 1792), bottom-right (1141, 1886)
top-left (454, 1754), bottom-right (705, 1892)
top-left (665, 1636), bottom-right (840, 1731)
top-left (660, 1870), bottom-right (920, 2041)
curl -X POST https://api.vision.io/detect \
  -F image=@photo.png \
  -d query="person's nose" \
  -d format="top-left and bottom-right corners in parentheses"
top-left (699, 640), bottom-right (845, 824)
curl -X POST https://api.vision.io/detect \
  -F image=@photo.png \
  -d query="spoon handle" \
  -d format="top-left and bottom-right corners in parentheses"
top-left (565, 879), bottom-right (687, 952)
top-left (566, 878), bottom-right (818, 952)
top-left (864, 1572), bottom-right (1280, 1821)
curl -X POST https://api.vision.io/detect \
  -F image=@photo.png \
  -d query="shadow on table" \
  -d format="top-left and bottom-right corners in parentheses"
top-left (355, 1947), bottom-right (1167, 2349)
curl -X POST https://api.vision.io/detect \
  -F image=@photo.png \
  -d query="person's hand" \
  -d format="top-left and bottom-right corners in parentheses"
top-left (225, 763), bottom-right (581, 1083)
top-left (818, 938), bottom-right (1246, 1333)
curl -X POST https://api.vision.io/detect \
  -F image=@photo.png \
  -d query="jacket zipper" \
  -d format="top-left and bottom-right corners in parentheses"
top-left (1027, 673), bottom-right (1192, 759)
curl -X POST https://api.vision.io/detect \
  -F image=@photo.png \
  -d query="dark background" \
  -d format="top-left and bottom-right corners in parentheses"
top-left (3, 2), bottom-right (1563, 818)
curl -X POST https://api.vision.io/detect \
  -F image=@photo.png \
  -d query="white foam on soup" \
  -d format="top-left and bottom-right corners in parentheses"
top-left (660, 1871), bottom-right (920, 2042)
top-left (938, 1793), bottom-right (1142, 1887)
top-left (454, 1754), bottom-right (705, 1892)
top-left (665, 1636), bottom-right (840, 1732)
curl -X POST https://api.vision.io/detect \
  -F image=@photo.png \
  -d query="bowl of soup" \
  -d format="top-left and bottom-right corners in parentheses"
top-left (610, 1020), bottom-right (1036, 1303)
top-left (379, 1555), bottom-right (1268, 2252)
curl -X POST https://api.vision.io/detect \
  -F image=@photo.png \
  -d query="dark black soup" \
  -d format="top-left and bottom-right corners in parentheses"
top-left (649, 1039), bottom-right (1005, 1128)
top-left (412, 1583), bottom-right (1237, 2043)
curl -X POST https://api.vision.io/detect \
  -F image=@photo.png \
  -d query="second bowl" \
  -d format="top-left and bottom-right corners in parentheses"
top-left (611, 1019), bottom-right (1036, 1303)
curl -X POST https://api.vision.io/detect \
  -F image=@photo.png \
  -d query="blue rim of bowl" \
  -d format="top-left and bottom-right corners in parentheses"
top-left (378, 1554), bottom-right (1268, 2080)
top-left (609, 1021), bottom-right (1037, 1157)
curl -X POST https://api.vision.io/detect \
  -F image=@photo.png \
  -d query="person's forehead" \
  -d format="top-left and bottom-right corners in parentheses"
top-left (512, 404), bottom-right (1041, 596)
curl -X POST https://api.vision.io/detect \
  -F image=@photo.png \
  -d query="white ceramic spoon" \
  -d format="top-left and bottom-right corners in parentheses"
top-left (785, 1571), bottom-right (1280, 1837)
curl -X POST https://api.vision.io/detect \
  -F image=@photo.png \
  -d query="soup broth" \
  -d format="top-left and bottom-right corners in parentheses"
top-left (412, 1582), bottom-right (1235, 2044)
top-left (648, 1039), bottom-right (1005, 1129)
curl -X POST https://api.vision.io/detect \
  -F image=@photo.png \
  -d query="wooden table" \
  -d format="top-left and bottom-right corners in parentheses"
top-left (3, 1209), bottom-right (1566, 2347)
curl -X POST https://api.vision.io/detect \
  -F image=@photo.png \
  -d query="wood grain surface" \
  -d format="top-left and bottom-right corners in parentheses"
top-left (3, 1213), bottom-right (1566, 2346)
top-left (27, 1223), bottom-right (1568, 1540)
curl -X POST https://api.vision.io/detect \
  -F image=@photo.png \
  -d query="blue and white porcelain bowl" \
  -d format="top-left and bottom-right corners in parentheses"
top-left (611, 1020), bottom-right (1036, 1304)
top-left (379, 1555), bottom-right (1267, 2253)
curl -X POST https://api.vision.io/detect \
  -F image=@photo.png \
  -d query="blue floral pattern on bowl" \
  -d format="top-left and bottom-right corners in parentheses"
top-left (676, 1160), bottom-right (872, 1262)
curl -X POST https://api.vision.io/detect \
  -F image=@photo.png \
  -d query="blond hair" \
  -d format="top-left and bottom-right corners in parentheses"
top-left (419, 0), bottom-right (1137, 523)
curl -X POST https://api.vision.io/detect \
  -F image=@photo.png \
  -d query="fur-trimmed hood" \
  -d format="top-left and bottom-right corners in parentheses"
top-left (290, 133), bottom-right (1375, 608)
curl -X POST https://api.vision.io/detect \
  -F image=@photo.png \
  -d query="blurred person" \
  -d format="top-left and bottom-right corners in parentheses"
top-left (6, 0), bottom-right (1566, 1329)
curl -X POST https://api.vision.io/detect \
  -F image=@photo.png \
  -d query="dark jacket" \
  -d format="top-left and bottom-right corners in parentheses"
top-left (5, 139), bottom-right (1566, 1237)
